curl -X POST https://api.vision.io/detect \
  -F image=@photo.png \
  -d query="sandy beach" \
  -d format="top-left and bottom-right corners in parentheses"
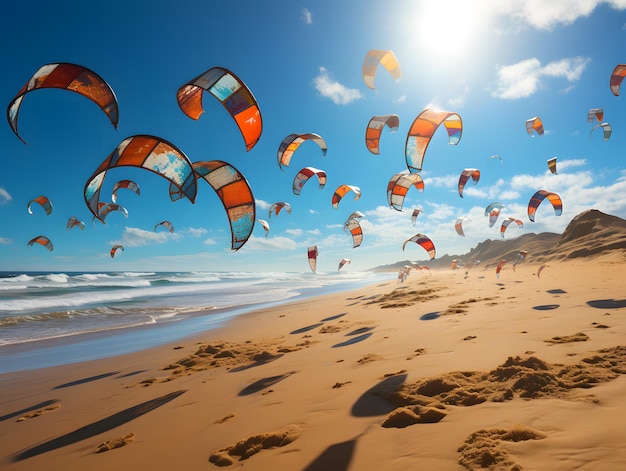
top-left (2, 255), bottom-right (626, 470)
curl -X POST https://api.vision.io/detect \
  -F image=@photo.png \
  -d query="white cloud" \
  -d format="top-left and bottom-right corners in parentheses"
top-left (255, 199), bottom-right (271, 210)
top-left (0, 237), bottom-right (12, 244)
top-left (313, 67), bottom-right (363, 105)
top-left (492, 56), bottom-right (590, 99)
top-left (301, 7), bottom-right (313, 24)
top-left (499, 0), bottom-right (626, 31)
top-left (244, 235), bottom-right (298, 251)
top-left (393, 95), bottom-right (407, 104)
top-left (286, 228), bottom-right (303, 237)
top-left (203, 238), bottom-right (217, 245)
top-left (184, 227), bottom-right (208, 237)
top-left (0, 187), bottom-right (12, 204)
top-left (116, 227), bottom-right (180, 247)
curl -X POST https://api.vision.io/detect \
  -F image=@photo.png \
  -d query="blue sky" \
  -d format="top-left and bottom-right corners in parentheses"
top-left (2, 0), bottom-right (626, 273)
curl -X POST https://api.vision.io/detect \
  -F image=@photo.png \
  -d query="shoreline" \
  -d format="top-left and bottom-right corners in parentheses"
top-left (0, 272), bottom-right (395, 374)
top-left (3, 258), bottom-right (626, 470)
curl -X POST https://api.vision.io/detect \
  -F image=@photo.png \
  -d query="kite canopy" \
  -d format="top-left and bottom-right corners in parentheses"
top-left (66, 216), bottom-right (85, 231)
top-left (154, 220), bottom-right (174, 233)
top-left (112, 180), bottom-right (140, 204)
top-left (496, 259), bottom-right (507, 278)
top-left (27, 235), bottom-right (53, 252)
top-left (610, 64), bottom-right (626, 96)
top-left (110, 244), bottom-right (124, 258)
top-left (338, 257), bottom-right (351, 272)
top-left (365, 114), bottom-right (399, 154)
top-left (331, 185), bottom-right (361, 209)
top-left (405, 108), bottom-right (462, 173)
top-left (293, 167), bottom-right (326, 195)
top-left (525, 116), bottom-right (544, 136)
top-left (500, 217), bottom-right (523, 238)
top-left (587, 108), bottom-right (604, 123)
top-left (402, 233), bottom-right (436, 260)
top-left (455, 217), bottom-right (470, 237)
top-left (411, 208), bottom-right (423, 226)
top-left (84, 135), bottom-right (197, 222)
top-left (193, 160), bottom-right (256, 251)
top-left (362, 50), bottom-right (401, 89)
top-left (387, 172), bottom-right (424, 211)
top-left (257, 218), bottom-right (270, 237)
top-left (27, 195), bottom-right (52, 216)
top-left (8, 62), bottom-right (119, 144)
top-left (277, 133), bottom-right (327, 170)
top-left (527, 190), bottom-right (563, 222)
top-left (177, 67), bottom-right (262, 151)
top-left (457, 168), bottom-right (480, 198)
top-left (308, 245), bottom-right (318, 273)
top-left (590, 122), bottom-right (612, 141)
top-left (268, 202), bottom-right (291, 219)
top-left (343, 218), bottom-right (363, 248)
top-left (547, 157), bottom-right (557, 174)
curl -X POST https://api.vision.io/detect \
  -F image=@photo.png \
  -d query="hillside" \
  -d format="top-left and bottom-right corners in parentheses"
top-left (372, 209), bottom-right (626, 272)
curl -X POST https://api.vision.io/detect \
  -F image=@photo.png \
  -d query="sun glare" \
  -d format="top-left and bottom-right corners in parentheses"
top-left (416, 0), bottom-right (484, 64)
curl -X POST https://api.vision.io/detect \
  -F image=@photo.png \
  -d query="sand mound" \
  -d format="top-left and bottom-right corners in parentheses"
top-left (378, 346), bottom-right (626, 421)
top-left (208, 425), bottom-right (301, 466)
top-left (95, 433), bottom-right (136, 453)
top-left (457, 425), bottom-right (546, 470)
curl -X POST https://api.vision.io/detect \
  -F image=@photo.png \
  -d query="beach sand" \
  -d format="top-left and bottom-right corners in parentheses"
top-left (2, 255), bottom-right (626, 470)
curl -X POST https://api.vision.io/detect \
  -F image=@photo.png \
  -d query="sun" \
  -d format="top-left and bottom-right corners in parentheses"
top-left (415, 0), bottom-right (486, 64)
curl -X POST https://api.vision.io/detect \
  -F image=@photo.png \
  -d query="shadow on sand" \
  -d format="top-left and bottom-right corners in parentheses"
top-left (320, 313), bottom-right (347, 322)
top-left (229, 353), bottom-right (284, 373)
top-left (0, 399), bottom-right (60, 422)
top-left (420, 311), bottom-right (441, 321)
top-left (546, 289), bottom-right (567, 294)
top-left (290, 323), bottom-right (324, 335)
top-left (532, 304), bottom-right (560, 310)
top-left (332, 333), bottom-right (372, 348)
top-left (587, 299), bottom-right (626, 309)
top-left (238, 371), bottom-right (297, 396)
top-left (351, 373), bottom-right (407, 417)
top-left (302, 438), bottom-right (358, 471)
top-left (12, 390), bottom-right (187, 461)
top-left (53, 371), bottom-right (121, 389)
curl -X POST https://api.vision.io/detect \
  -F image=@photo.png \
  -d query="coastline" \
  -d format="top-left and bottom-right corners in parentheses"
top-left (2, 258), bottom-right (626, 470)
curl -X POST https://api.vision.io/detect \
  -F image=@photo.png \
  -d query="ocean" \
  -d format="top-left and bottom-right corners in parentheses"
top-left (0, 270), bottom-right (392, 374)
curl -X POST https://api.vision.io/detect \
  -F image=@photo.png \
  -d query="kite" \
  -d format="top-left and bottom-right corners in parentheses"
top-left (458, 168), bottom-right (480, 198)
top-left (484, 202), bottom-right (505, 217)
top-left (513, 250), bottom-right (528, 268)
top-left (365, 114), bottom-right (399, 154)
top-left (331, 185), bottom-right (361, 209)
top-left (66, 216), bottom-right (85, 230)
top-left (610, 64), bottom-right (626, 96)
top-left (193, 160), bottom-right (255, 251)
top-left (112, 180), bottom-right (140, 204)
top-left (489, 208), bottom-right (502, 228)
top-left (7, 62), bottom-right (119, 144)
top-left (27, 195), bottom-right (52, 216)
top-left (257, 218), bottom-right (270, 237)
top-left (154, 220), bottom-right (174, 233)
top-left (547, 157), bottom-right (557, 174)
top-left (536, 264), bottom-right (544, 277)
top-left (411, 208), bottom-right (422, 226)
top-left (177, 67), bottom-right (262, 151)
top-left (95, 202), bottom-right (129, 223)
top-left (338, 257), bottom-right (351, 272)
top-left (268, 202), bottom-right (291, 219)
top-left (587, 108), bottom-right (604, 123)
top-left (500, 217), bottom-right (523, 238)
top-left (362, 49), bottom-right (401, 89)
top-left (293, 167), bottom-right (327, 195)
top-left (277, 133), bottom-right (327, 170)
top-left (85, 135), bottom-right (197, 222)
top-left (345, 211), bottom-right (365, 224)
top-left (489, 155), bottom-right (503, 166)
top-left (590, 122), bottom-right (612, 141)
top-left (402, 233), bottom-right (436, 260)
top-left (455, 217), bottom-right (470, 237)
top-left (405, 108), bottom-right (462, 173)
top-left (308, 245), bottom-right (318, 273)
top-left (526, 116), bottom-right (544, 136)
top-left (27, 235), bottom-right (53, 252)
top-left (495, 259), bottom-right (507, 278)
top-left (344, 218), bottom-right (363, 248)
top-left (387, 172), bottom-right (424, 211)
top-left (527, 190), bottom-right (563, 222)
top-left (110, 244), bottom-right (124, 258)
